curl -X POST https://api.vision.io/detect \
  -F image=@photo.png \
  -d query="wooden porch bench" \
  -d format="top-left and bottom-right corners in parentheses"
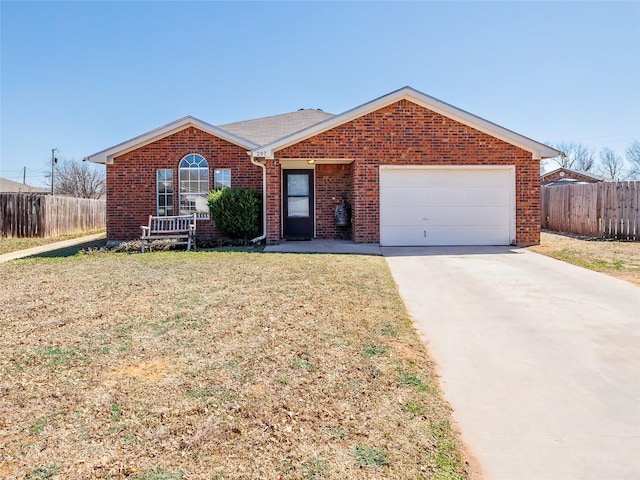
top-left (140, 213), bottom-right (197, 253)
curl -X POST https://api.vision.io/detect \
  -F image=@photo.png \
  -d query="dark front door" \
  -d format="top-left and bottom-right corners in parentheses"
top-left (283, 169), bottom-right (314, 239)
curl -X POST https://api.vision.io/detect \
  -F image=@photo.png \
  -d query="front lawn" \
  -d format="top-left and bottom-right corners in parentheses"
top-left (529, 231), bottom-right (640, 285)
top-left (0, 251), bottom-right (468, 479)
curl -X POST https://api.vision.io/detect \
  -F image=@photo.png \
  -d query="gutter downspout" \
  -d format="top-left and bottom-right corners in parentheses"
top-left (250, 155), bottom-right (267, 243)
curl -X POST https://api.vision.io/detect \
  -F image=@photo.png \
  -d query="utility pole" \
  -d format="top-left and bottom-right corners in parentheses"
top-left (23, 166), bottom-right (26, 184)
top-left (51, 148), bottom-right (58, 195)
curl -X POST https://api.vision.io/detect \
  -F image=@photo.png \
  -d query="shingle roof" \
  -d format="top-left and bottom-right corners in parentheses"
top-left (0, 177), bottom-right (49, 193)
top-left (219, 109), bottom-right (334, 146)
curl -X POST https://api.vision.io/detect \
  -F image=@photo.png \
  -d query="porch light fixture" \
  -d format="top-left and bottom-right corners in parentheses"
top-left (307, 159), bottom-right (315, 165)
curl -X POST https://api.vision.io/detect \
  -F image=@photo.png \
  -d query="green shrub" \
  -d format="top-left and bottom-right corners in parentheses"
top-left (207, 188), bottom-right (262, 240)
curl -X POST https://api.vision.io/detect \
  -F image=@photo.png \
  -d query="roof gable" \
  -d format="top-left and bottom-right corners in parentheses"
top-left (251, 86), bottom-right (562, 160)
top-left (541, 167), bottom-right (605, 181)
top-left (85, 116), bottom-right (258, 164)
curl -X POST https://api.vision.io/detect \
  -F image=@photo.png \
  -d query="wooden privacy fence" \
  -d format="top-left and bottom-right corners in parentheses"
top-left (541, 182), bottom-right (640, 241)
top-left (0, 194), bottom-right (106, 238)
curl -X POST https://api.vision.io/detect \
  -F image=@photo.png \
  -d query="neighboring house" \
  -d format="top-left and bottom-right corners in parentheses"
top-left (85, 86), bottom-right (561, 246)
top-left (0, 177), bottom-right (49, 193)
top-left (541, 167), bottom-right (605, 185)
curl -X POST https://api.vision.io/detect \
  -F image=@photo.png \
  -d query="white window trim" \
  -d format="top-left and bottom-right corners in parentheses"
top-left (214, 168), bottom-right (232, 189)
top-left (156, 169), bottom-right (174, 217)
top-left (179, 154), bottom-right (210, 219)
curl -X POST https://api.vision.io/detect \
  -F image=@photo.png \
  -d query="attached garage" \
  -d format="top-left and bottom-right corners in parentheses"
top-left (380, 166), bottom-right (515, 246)
top-left (87, 86), bottom-right (561, 245)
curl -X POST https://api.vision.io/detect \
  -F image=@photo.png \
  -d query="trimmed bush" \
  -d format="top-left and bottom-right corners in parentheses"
top-left (207, 188), bottom-right (262, 240)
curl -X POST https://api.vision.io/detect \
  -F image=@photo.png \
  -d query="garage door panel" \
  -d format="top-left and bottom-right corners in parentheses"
top-left (382, 206), bottom-right (510, 227)
top-left (457, 188), bottom-right (510, 206)
top-left (379, 167), bottom-right (514, 246)
top-left (380, 170), bottom-right (448, 188)
top-left (383, 187), bottom-right (510, 207)
top-left (382, 187), bottom-right (457, 207)
top-left (381, 169), bottom-right (510, 188)
top-left (381, 225), bottom-right (510, 246)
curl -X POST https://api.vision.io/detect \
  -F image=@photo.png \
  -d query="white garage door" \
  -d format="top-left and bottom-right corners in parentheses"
top-left (380, 166), bottom-right (514, 246)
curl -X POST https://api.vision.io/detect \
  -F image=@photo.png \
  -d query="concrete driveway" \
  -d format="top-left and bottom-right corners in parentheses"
top-left (383, 246), bottom-right (640, 480)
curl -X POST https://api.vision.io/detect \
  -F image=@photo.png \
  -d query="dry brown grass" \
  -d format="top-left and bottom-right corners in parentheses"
top-left (529, 231), bottom-right (640, 285)
top-left (0, 230), bottom-right (106, 255)
top-left (0, 250), bottom-right (468, 479)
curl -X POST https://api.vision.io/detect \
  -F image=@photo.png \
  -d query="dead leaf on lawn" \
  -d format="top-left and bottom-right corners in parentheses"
top-left (390, 341), bottom-right (420, 362)
top-left (108, 359), bottom-right (172, 381)
top-left (0, 460), bottom-right (19, 477)
top-left (251, 383), bottom-right (266, 396)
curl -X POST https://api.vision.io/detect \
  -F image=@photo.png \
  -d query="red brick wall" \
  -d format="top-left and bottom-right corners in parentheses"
top-left (107, 127), bottom-right (262, 241)
top-left (276, 100), bottom-right (539, 245)
top-left (315, 164), bottom-right (352, 239)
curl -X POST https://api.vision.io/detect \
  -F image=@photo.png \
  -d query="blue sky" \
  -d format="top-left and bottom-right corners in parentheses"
top-left (1, 1), bottom-right (639, 187)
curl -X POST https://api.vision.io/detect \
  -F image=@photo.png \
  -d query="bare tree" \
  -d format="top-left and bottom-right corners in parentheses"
top-left (597, 147), bottom-right (626, 180)
top-left (549, 142), bottom-right (595, 171)
top-left (626, 140), bottom-right (640, 180)
top-left (47, 160), bottom-right (106, 198)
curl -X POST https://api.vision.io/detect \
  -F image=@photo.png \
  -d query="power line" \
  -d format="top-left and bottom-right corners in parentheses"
top-left (1, 168), bottom-right (51, 175)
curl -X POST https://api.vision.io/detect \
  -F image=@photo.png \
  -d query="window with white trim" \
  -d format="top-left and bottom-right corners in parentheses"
top-left (179, 154), bottom-right (210, 218)
top-left (156, 169), bottom-right (174, 216)
top-left (214, 168), bottom-right (231, 189)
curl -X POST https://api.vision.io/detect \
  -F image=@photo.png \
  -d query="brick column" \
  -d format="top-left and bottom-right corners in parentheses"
top-left (265, 159), bottom-right (281, 244)
top-left (516, 161), bottom-right (541, 245)
top-left (351, 161), bottom-right (379, 243)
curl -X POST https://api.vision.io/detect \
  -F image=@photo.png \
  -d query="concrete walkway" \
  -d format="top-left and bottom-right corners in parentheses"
top-left (0, 233), bottom-right (106, 263)
top-left (383, 246), bottom-right (640, 480)
top-left (264, 239), bottom-right (381, 255)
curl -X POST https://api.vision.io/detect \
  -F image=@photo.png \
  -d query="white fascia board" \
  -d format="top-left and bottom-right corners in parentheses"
top-left (250, 86), bottom-right (562, 160)
top-left (85, 116), bottom-right (258, 164)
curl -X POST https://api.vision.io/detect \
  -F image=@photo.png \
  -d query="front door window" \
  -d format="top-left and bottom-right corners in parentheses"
top-left (283, 170), bottom-right (314, 239)
top-left (287, 174), bottom-right (310, 217)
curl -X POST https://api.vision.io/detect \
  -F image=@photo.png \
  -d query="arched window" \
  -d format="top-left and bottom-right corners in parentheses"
top-left (179, 154), bottom-right (210, 218)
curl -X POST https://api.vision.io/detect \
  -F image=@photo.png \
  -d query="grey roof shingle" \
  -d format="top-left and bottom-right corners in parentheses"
top-left (219, 109), bottom-right (334, 146)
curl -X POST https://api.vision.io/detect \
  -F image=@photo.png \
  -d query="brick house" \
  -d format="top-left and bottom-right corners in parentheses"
top-left (85, 86), bottom-right (560, 246)
top-left (541, 167), bottom-right (605, 185)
